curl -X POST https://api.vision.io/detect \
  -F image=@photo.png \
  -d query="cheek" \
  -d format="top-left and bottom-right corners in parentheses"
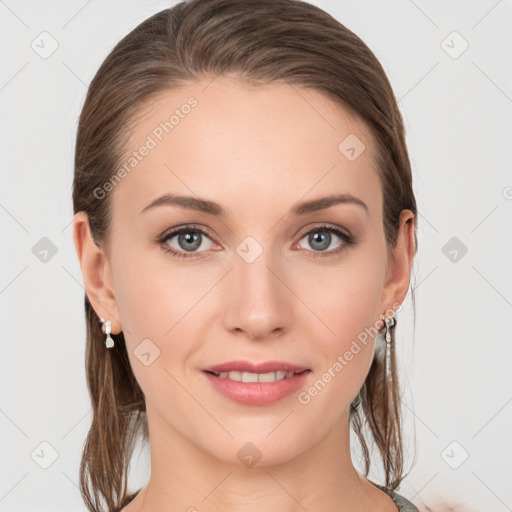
top-left (295, 251), bottom-right (384, 344)
top-left (114, 243), bottom-right (208, 337)
top-left (292, 253), bottom-right (384, 402)
top-left (297, 286), bottom-right (379, 417)
top-left (110, 248), bottom-right (173, 374)
top-left (112, 248), bottom-right (213, 384)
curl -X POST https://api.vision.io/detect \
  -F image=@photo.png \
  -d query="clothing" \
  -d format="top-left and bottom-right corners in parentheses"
top-left (374, 484), bottom-right (419, 511)
top-left (116, 485), bottom-right (418, 511)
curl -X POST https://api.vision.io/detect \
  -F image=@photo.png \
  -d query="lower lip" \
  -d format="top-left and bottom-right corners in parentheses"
top-left (203, 370), bottom-right (311, 405)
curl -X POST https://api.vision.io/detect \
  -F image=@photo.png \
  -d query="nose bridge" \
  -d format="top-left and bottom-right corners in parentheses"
top-left (223, 234), bottom-right (291, 338)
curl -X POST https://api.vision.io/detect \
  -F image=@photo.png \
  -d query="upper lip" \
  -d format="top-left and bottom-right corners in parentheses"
top-left (203, 360), bottom-right (310, 374)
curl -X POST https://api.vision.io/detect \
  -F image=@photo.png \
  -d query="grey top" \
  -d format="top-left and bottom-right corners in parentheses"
top-left (374, 484), bottom-right (419, 511)
top-left (118, 485), bottom-right (418, 511)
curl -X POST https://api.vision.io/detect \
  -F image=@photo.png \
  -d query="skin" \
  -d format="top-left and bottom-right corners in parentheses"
top-left (73, 75), bottom-right (415, 512)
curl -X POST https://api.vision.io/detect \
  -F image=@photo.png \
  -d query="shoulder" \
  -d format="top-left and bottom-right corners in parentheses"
top-left (373, 484), bottom-right (419, 512)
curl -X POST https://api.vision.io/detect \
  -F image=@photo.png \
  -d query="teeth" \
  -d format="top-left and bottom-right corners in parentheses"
top-left (215, 370), bottom-right (297, 382)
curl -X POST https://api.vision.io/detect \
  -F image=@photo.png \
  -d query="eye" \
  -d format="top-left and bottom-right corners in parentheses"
top-left (157, 224), bottom-right (217, 259)
top-left (294, 224), bottom-right (356, 258)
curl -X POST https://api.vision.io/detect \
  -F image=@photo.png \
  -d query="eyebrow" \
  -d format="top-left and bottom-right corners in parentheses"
top-left (140, 193), bottom-right (368, 216)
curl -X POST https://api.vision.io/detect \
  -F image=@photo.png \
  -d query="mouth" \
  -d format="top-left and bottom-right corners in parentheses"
top-left (201, 361), bottom-right (312, 405)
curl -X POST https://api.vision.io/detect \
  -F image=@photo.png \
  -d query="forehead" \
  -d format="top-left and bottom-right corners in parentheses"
top-left (111, 75), bottom-right (382, 221)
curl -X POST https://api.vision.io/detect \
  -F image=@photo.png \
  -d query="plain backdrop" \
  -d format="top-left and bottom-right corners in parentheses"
top-left (1, 0), bottom-right (511, 510)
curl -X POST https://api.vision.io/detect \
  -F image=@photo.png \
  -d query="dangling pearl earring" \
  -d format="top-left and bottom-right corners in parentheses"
top-left (100, 317), bottom-right (114, 348)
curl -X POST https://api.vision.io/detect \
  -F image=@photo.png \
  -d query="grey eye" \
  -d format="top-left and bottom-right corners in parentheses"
top-left (164, 229), bottom-right (214, 253)
top-left (298, 229), bottom-right (343, 252)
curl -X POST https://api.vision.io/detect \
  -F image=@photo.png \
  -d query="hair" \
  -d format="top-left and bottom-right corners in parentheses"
top-left (72, 0), bottom-right (418, 510)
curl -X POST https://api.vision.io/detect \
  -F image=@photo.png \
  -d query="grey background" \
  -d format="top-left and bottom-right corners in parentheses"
top-left (1, 0), bottom-right (511, 510)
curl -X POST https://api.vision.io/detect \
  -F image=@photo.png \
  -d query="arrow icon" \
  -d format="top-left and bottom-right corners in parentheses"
top-left (135, 339), bottom-right (161, 366)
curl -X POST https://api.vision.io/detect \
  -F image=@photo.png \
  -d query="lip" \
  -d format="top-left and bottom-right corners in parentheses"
top-left (202, 361), bottom-right (311, 405)
top-left (203, 360), bottom-right (309, 374)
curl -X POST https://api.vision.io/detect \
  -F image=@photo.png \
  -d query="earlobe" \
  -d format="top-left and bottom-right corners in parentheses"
top-left (72, 211), bottom-right (122, 334)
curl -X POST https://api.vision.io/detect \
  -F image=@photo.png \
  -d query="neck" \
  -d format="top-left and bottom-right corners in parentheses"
top-left (127, 405), bottom-right (396, 512)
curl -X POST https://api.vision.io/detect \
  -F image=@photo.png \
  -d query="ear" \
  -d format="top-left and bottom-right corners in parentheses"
top-left (72, 211), bottom-right (122, 334)
top-left (378, 209), bottom-right (416, 326)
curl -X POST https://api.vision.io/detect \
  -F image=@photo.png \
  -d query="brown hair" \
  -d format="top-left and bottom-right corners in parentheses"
top-left (72, 0), bottom-right (418, 510)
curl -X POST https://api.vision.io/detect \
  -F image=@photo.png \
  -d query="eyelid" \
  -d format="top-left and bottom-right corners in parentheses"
top-left (295, 222), bottom-right (352, 241)
top-left (157, 223), bottom-right (217, 244)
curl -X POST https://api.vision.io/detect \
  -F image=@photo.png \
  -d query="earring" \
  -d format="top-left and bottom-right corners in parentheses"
top-left (381, 313), bottom-right (395, 376)
top-left (99, 317), bottom-right (114, 348)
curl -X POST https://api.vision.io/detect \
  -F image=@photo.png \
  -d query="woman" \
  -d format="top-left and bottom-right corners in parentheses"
top-left (72, 0), bottom-right (420, 510)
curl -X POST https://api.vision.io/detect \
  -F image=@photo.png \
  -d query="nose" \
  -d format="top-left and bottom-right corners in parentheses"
top-left (221, 244), bottom-right (293, 341)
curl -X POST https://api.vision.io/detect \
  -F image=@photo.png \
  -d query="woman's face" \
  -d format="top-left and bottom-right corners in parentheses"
top-left (76, 75), bottom-right (413, 467)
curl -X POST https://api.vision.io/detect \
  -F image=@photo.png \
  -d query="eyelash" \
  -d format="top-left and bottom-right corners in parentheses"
top-left (156, 223), bottom-right (356, 260)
